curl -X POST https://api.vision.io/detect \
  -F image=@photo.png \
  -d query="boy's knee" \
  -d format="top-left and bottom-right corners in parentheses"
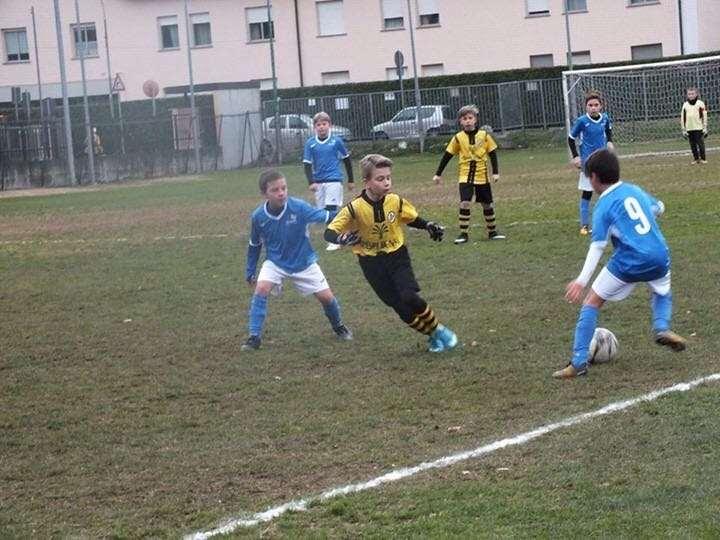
top-left (254, 281), bottom-right (274, 296)
top-left (459, 201), bottom-right (471, 210)
top-left (481, 202), bottom-right (494, 211)
top-left (581, 190), bottom-right (593, 200)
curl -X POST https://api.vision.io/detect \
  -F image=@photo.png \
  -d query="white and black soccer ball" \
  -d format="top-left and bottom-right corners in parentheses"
top-left (588, 327), bottom-right (619, 364)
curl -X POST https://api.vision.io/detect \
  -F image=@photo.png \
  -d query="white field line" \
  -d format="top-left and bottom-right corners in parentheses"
top-left (620, 146), bottom-right (720, 159)
top-left (0, 233), bottom-right (231, 246)
top-left (185, 372), bottom-right (720, 540)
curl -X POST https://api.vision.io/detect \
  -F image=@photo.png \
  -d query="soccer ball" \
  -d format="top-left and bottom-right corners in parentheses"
top-left (588, 327), bottom-right (619, 364)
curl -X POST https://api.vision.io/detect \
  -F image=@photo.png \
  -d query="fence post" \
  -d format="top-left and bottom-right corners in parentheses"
top-left (496, 83), bottom-right (504, 132)
top-left (369, 94), bottom-right (376, 141)
top-left (540, 80), bottom-right (547, 130)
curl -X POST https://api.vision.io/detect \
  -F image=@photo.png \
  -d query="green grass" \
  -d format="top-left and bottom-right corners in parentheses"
top-left (1, 146), bottom-right (719, 538)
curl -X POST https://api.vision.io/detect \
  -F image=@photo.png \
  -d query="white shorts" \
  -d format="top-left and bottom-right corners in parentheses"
top-left (591, 267), bottom-right (671, 302)
top-left (315, 182), bottom-right (344, 208)
top-left (578, 171), bottom-right (592, 191)
top-left (256, 260), bottom-right (330, 297)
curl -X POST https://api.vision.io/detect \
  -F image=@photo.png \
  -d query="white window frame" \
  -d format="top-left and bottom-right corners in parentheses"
top-left (416, 0), bottom-right (440, 27)
top-left (71, 22), bottom-right (98, 58)
top-left (530, 53), bottom-right (554, 68)
top-left (421, 63), bottom-right (444, 77)
top-left (526, 0), bottom-right (550, 17)
top-left (2, 28), bottom-right (30, 63)
top-left (321, 70), bottom-right (350, 85)
top-left (316, 1), bottom-right (346, 37)
top-left (381, 0), bottom-right (404, 30)
top-left (571, 50), bottom-right (592, 65)
top-left (631, 43), bottom-right (663, 60)
top-left (190, 12), bottom-right (212, 47)
top-left (564, 0), bottom-right (588, 12)
top-left (158, 15), bottom-right (180, 50)
top-left (246, 6), bottom-right (274, 42)
top-left (386, 66), bottom-right (407, 80)
top-left (627, 0), bottom-right (660, 6)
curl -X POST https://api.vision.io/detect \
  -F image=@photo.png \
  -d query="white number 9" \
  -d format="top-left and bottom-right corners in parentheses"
top-left (624, 197), bottom-right (651, 235)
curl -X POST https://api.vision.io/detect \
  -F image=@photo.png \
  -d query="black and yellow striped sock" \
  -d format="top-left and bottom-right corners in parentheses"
top-left (458, 208), bottom-right (471, 233)
top-left (483, 207), bottom-right (496, 234)
top-left (408, 306), bottom-right (439, 335)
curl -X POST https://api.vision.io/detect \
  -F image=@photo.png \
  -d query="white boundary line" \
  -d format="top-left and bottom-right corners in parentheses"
top-left (186, 372), bottom-right (720, 540)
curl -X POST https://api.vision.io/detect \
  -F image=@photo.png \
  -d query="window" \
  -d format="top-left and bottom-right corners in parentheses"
top-left (386, 66), bottom-right (407, 80)
top-left (565, 0), bottom-right (587, 11)
top-left (628, 0), bottom-right (659, 5)
top-left (527, 0), bottom-right (550, 16)
top-left (190, 13), bottom-right (212, 47)
top-left (421, 63), bottom-right (444, 77)
top-left (417, 0), bottom-right (439, 26)
top-left (71, 23), bottom-right (98, 57)
top-left (158, 16), bottom-right (179, 49)
top-left (631, 43), bottom-right (663, 60)
top-left (317, 1), bottom-right (345, 36)
top-left (530, 53), bottom-right (554, 67)
top-left (321, 70), bottom-right (350, 85)
top-left (258, 78), bottom-right (275, 90)
top-left (571, 50), bottom-right (591, 65)
top-left (3, 29), bottom-right (29, 62)
top-left (381, 0), bottom-right (404, 29)
top-left (247, 6), bottom-right (274, 41)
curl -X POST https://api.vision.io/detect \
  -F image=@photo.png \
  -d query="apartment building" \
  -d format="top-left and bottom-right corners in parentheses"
top-left (1, 0), bottom-right (719, 102)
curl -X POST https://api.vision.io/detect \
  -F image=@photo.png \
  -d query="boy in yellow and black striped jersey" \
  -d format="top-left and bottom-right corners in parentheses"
top-left (324, 154), bottom-right (459, 353)
top-left (433, 104), bottom-right (505, 244)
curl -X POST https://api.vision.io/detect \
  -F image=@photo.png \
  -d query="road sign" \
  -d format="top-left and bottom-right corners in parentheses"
top-left (394, 50), bottom-right (404, 71)
top-left (111, 73), bottom-right (125, 92)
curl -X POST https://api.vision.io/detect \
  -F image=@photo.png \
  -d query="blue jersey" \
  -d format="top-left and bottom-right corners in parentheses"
top-left (570, 113), bottom-right (612, 165)
top-left (247, 197), bottom-right (332, 275)
top-left (591, 181), bottom-right (669, 282)
top-left (303, 135), bottom-right (350, 183)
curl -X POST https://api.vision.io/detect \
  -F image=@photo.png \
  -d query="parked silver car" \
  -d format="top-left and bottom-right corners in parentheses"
top-left (261, 114), bottom-right (352, 150)
top-left (371, 105), bottom-right (455, 139)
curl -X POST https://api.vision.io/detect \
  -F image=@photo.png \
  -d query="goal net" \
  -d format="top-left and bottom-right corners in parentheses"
top-left (563, 55), bottom-right (720, 154)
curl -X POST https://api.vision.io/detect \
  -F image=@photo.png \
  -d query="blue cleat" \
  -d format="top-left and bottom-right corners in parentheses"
top-left (432, 325), bottom-right (458, 351)
top-left (428, 334), bottom-right (445, 353)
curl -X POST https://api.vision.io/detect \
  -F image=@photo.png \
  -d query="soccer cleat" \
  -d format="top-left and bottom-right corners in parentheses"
top-left (579, 225), bottom-right (591, 236)
top-left (433, 325), bottom-right (458, 351)
top-left (690, 160), bottom-right (698, 165)
top-left (333, 324), bottom-right (353, 341)
top-left (428, 335), bottom-right (445, 353)
top-left (241, 335), bottom-right (262, 351)
top-left (552, 363), bottom-right (588, 379)
top-left (700, 159), bottom-right (708, 164)
top-left (654, 330), bottom-right (687, 352)
top-left (454, 232), bottom-right (469, 244)
top-left (488, 230), bottom-right (506, 240)
top-left (326, 243), bottom-right (341, 251)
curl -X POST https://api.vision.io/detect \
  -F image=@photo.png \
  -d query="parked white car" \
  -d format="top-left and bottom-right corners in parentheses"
top-left (371, 105), bottom-right (455, 139)
top-left (261, 114), bottom-right (352, 149)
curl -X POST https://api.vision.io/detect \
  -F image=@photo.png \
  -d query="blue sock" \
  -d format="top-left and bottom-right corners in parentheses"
top-left (571, 305), bottom-right (599, 368)
top-left (579, 198), bottom-right (591, 226)
top-left (651, 292), bottom-right (672, 332)
top-left (323, 297), bottom-right (342, 328)
top-left (248, 294), bottom-right (268, 336)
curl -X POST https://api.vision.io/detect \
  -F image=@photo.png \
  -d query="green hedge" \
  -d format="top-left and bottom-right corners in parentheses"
top-left (262, 50), bottom-right (720, 101)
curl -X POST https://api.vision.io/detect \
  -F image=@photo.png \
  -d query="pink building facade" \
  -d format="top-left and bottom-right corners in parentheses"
top-left (1, 0), bottom-right (719, 102)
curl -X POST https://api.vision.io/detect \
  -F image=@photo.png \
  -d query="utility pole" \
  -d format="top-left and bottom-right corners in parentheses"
top-left (564, 0), bottom-right (573, 70)
top-left (30, 6), bottom-right (43, 121)
top-left (100, 0), bottom-right (114, 118)
top-left (406, 0), bottom-right (424, 152)
top-left (184, 0), bottom-right (202, 173)
top-left (75, 0), bottom-right (96, 183)
top-left (52, 0), bottom-right (76, 184)
top-left (267, 0), bottom-right (282, 164)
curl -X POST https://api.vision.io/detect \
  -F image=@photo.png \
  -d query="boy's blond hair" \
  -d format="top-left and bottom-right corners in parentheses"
top-left (584, 90), bottom-right (604, 104)
top-left (313, 111), bottom-right (332, 125)
top-left (360, 154), bottom-right (393, 180)
top-left (457, 104), bottom-right (479, 120)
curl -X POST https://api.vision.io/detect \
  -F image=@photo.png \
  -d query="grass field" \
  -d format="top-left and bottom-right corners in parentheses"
top-left (1, 146), bottom-right (719, 538)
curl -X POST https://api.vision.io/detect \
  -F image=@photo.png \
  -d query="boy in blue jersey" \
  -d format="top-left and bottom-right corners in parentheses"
top-left (553, 149), bottom-right (686, 379)
top-left (242, 169), bottom-right (353, 351)
top-left (568, 91), bottom-right (614, 236)
top-left (303, 111), bottom-right (355, 251)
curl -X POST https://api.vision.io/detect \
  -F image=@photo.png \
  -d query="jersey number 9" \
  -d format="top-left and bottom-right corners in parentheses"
top-left (624, 197), bottom-right (651, 235)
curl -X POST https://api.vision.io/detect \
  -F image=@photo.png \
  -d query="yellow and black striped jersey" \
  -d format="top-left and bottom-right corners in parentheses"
top-left (327, 191), bottom-right (418, 256)
top-left (446, 129), bottom-right (498, 184)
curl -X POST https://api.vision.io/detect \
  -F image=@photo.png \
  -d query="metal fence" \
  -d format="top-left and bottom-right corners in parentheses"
top-left (261, 78), bottom-right (565, 146)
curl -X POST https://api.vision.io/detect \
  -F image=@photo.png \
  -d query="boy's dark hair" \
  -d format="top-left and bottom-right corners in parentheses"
top-left (584, 149), bottom-right (619, 184)
top-left (259, 169), bottom-right (285, 193)
top-left (360, 154), bottom-right (393, 179)
top-left (584, 90), bottom-right (603, 104)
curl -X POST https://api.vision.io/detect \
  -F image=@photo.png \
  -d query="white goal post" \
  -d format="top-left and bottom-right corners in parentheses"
top-left (562, 55), bottom-right (720, 151)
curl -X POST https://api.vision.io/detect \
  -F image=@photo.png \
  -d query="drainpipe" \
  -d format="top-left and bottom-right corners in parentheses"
top-left (293, 0), bottom-right (304, 86)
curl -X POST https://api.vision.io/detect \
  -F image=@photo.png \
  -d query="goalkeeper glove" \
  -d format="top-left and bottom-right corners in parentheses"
top-left (337, 231), bottom-right (360, 246)
top-left (703, 130), bottom-right (708, 138)
top-left (682, 131), bottom-right (688, 139)
top-left (426, 222), bottom-right (444, 242)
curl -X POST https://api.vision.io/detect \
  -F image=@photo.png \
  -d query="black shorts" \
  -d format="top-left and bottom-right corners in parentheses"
top-left (459, 182), bottom-right (493, 204)
top-left (358, 246), bottom-right (420, 308)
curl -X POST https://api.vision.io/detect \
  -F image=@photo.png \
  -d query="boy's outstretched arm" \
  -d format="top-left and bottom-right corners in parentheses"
top-left (565, 240), bottom-right (607, 303)
top-left (567, 137), bottom-right (581, 168)
top-left (246, 241), bottom-right (262, 285)
top-left (433, 151), bottom-right (453, 184)
top-left (342, 156), bottom-right (355, 190)
top-left (407, 216), bottom-right (444, 241)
